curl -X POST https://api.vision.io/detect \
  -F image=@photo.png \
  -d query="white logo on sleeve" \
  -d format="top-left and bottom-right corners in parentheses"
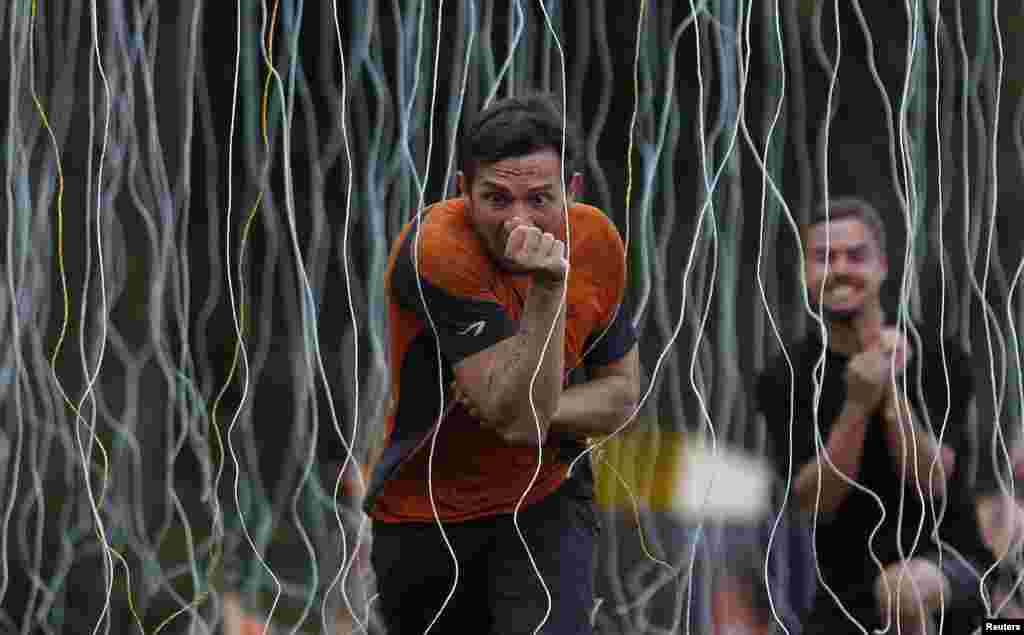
top-left (457, 320), bottom-right (486, 336)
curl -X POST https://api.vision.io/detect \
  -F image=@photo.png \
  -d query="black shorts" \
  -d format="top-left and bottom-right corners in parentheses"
top-left (370, 479), bottom-right (600, 634)
top-left (803, 550), bottom-right (988, 634)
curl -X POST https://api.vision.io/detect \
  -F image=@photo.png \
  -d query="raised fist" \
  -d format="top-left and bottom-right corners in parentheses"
top-left (503, 218), bottom-right (568, 285)
top-left (845, 326), bottom-right (912, 411)
top-left (877, 327), bottom-right (912, 369)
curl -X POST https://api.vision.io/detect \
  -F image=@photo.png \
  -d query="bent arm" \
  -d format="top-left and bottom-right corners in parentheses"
top-left (550, 345), bottom-right (640, 439)
top-left (882, 391), bottom-right (954, 499)
top-left (454, 280), bottom-right (567, 445)
top-left (791, 400), bottom-right (872, 518)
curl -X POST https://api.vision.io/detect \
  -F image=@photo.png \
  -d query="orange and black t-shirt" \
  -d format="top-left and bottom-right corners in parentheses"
top-left (364, 198), bottom-right (636, 523)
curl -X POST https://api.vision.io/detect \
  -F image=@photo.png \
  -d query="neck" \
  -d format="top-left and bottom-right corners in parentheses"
top-left (826, 300), bottom-right (885, 355)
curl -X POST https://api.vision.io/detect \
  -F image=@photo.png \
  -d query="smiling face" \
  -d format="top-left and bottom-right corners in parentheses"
top-left (458, 148), bottom-right (580, 273)
top-left (803, 217), bottom-right (887, 323)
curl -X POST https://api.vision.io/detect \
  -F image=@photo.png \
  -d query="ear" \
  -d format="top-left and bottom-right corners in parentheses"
top-left (568, 172), bottom-right (583, 202)
top-left (456, 171), bottom-right (468, 197)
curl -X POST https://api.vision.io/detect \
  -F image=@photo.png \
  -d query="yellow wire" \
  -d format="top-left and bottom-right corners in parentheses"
top-left (32, 3), bottom-right (141, 630)
top-left (31, 0), bottom-right (71, 381)
top-left (260, 0), bottom-right (282, 146)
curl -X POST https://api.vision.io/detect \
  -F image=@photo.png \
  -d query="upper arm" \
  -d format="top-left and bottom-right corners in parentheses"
top-left (582, 306), bottom-right (640, 404)
top-left (583, 301), bottom-right (638, 368)
top-left (755, 370), bottom-right (788, 479)
top-left (755, 364), bottom-right (813, 483)
top-left (390, 223), bottom-right (517, 398)
top-left (588, 344), bottom-right (639, 380)
top-left (588, 344), bottom-right (640, 406)
top-left (578, 208), bottom-right (637, 381)
top-left (925, 341), bottom-right (974, 453)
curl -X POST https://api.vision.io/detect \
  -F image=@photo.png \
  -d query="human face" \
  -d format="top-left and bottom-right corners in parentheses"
top-left (458, 148), bottom-right (580, 273)
top-left (803, 217), bottom-right (887, 323)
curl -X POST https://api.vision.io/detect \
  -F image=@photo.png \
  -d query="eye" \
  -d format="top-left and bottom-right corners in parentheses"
top-left (847, 247), bottom-right (867, 263)
top-left (486, 192), bottom-right (510, 207)
top-left (813, 249), bottom-right (829, 264)
top-left (531, 192), bottom-right (549, 207)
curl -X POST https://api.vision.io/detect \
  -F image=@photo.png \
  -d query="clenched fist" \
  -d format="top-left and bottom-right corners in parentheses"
top-left (503, 217), bottom-right (568, 285)
top-left (846, 326), bottom-right (912, 411)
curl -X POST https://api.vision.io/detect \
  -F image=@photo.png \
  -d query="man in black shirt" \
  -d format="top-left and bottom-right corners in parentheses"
top-left (756, 198), bottom-right (995, 634)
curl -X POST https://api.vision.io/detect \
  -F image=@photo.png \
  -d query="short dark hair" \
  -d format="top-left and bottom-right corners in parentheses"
top-left (459, 93), bottom-right (582, 185)
top-left (802, 197), bottom-right (887, 260)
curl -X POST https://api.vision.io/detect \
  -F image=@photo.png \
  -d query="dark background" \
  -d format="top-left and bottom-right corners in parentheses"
top-left (1, 1), bottom-right (1022, 632)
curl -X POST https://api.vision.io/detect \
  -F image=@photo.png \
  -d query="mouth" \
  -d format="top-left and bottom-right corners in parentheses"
top-left (812, 282), bottom-right (864, 310)
top-left (827, 284), bottom-right (859, 303)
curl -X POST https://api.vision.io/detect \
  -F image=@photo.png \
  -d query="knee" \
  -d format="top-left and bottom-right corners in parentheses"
top-left (874, 559), bottom-right (951, 619)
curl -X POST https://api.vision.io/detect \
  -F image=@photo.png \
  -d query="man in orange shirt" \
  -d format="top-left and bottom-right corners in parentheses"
top-left (365, 94), bottom-right (640, 633)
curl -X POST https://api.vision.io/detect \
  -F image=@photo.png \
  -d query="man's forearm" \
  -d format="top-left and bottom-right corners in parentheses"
top-left (483, 281), bottom-right (566, 444)
top-left (793, 401), bottom-right (870, 517)
top-left (549, 375), bottom-right (638, 439)
top-left (882, 401), bottom-right (950, 498)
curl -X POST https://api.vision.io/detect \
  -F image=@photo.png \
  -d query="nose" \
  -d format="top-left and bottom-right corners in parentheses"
top-left (512, 203), bottom-right (541, 223)
top-left (500, 215), bottom-right (531, 243)
top-left (827, 251), bottom-right (852, 276)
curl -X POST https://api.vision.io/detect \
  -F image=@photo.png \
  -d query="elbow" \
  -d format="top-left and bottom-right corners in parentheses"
top-left (794, 464), bottom-right (847, 520)
top-left (625, 380), bottom-right (641, 418)
top-left (928, 446), bottom-right (955, 497)
top-left (929, 475), bottom-right (950, 501)
top-left (614, 378), bottom-right (642, 429)
top-left (612, 403), bottom-right (638, 435)
top-left (795, 489), bottom-right (840, 521)
top-left (916, 447), bottom-right (954, 498)
top-left (941, 445), bottom-right (956, 477)
top-left (489, 395), bottom-right (555, 446)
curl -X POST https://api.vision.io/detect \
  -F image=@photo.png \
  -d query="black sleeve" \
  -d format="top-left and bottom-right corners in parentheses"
top-left (924, 340), bottom-right (1005, 494)
top-left (391, 229), bottom-right (518, 364)
top-left (949, 346), bottom-right (1004, 495)
top-left (582, 306), bottom-right (638, 369)
top-left (756, 363), bottom-right (810, 484)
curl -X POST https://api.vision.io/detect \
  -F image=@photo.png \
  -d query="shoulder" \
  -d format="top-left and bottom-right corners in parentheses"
top-left (565, 205), bottom-right (628, 317)
top-left (389, 199), bottom-right (496, 296)
top-left (757, 351), bottom-right (787, 396)
top-left (568, 204), bottom-right (626, 286)
top-left (412, 198), bottom-right (488, 268)
top-left (568, 204), bottom-right (625, 255)
top-left (757, 337), bottom-right (818, 398)
top-left (914, 328), bottom-right (974, 394)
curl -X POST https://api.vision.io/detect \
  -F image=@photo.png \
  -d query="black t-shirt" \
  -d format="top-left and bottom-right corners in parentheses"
top-left (756, 326), bottom-right (996, 594)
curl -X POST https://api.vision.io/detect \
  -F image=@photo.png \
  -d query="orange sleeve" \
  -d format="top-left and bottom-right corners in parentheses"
top-left (572, 205), bottom-right (628, 326)
top-left (413, 218), bottom-right (496, 301)
top-left (571, 205), bottom-right (637, 367)
top-left (391, 211), bottom-right (518, 363)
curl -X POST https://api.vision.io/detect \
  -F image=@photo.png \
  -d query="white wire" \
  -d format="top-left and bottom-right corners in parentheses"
top-left (222, 2), bottom-right (276, 634)
top-left (735, 0), bottom-right (792, 628)
top-left (323, 2), bottom-right (370, 633)
top-left (405, 0), bottom-right (460, 631)
top-left (500, 6), bottom-right (572, 633)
